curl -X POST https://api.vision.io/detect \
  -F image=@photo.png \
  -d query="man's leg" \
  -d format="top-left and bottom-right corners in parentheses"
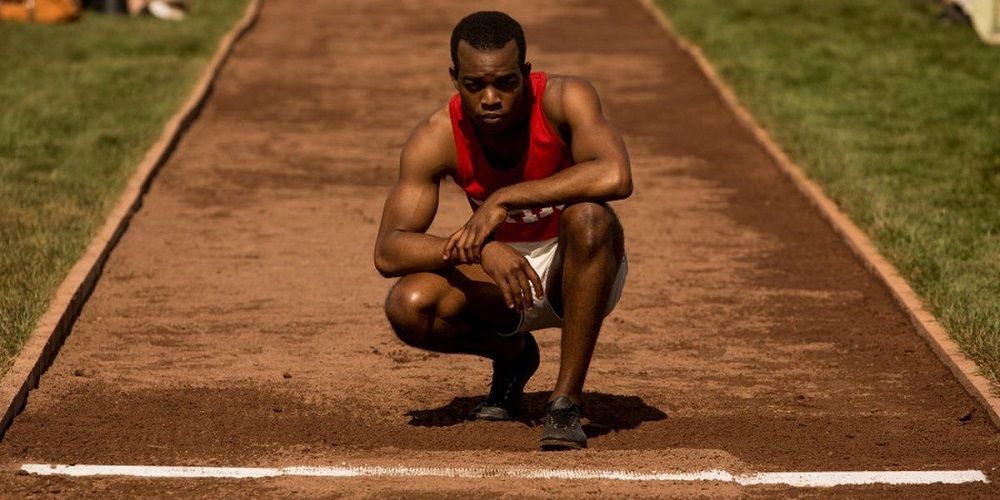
top-left (384, 265), bottom-right (540, 420)
top-left (547, 202), bottom-right (625, 402)
top-left (541, 202), bottom-right (625, 449)
top-left (384, 265), bottom-right (523, 361)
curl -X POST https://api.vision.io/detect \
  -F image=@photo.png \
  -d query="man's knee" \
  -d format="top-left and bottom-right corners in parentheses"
top-left (560, 202), bottom-right (620, 256)
top-left (384, 276), bottom-right (440, 347)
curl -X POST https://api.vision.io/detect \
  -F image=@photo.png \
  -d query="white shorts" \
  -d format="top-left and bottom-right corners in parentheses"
top-left (497, 237), bottom-right (628, 336)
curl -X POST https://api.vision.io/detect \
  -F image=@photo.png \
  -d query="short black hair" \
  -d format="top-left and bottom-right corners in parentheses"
top-left (450, 11), bottom-right (526, 70)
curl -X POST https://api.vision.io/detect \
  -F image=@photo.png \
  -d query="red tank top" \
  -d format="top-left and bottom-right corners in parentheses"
top-left (449, 72), bottom-right (573, 242)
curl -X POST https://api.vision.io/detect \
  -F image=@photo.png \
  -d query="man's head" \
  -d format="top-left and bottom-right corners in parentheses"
top-left (449, 11), bottom-right (531, 135)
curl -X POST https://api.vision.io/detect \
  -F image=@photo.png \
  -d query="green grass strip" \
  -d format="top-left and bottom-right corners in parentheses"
top-left (0, 1), bottom-right (249, 374)
top-left (656, 0), bottom-right (1000, 384)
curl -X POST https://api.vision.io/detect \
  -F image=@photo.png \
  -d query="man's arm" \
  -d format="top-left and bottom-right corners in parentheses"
top-left (492, 77), bottom-right (632, 208)
top-left (443, 77), bottom-right (631, 263)
top-left (375, 109), bottom-right (545, 312)
top-left (373, 112), bottom-right (454, 278)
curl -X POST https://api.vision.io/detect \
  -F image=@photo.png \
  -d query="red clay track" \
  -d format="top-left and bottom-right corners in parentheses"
top-left (2, 0), bottom-right (998, 497)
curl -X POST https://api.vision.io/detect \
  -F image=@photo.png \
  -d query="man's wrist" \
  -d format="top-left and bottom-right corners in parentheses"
top-left (481, 239), bottom-right (502, 258)
top-left (489, 187), bottom-right (512, 210)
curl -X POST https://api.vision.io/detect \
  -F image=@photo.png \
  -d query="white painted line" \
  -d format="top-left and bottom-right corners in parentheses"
top-left (738, 470), bottom-right (990, 487)
top-left (23, 465), bottom-right (282, 479)
top-left (20, 464), bottom-right (989, 487)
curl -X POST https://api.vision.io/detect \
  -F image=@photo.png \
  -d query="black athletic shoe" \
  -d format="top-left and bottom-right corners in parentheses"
top-left (469, 333), bottom-right (540, 421)
top-left (539, 396), bottom-right (587, 450)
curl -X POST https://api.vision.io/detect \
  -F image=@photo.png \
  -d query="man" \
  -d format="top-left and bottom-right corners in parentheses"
top-left (374, 11), bottom-right (631, 450)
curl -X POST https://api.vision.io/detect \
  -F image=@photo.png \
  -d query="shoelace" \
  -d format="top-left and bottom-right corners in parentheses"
top-left (546, 406), bottom-right (580, 429)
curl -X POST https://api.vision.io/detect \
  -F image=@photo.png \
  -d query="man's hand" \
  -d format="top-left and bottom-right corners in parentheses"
top-left (479, 241), bottom-right (544, 313)
top-left (442, 199), bottom-right (508, 264)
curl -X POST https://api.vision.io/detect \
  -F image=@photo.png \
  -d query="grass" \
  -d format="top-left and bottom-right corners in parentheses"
top-left (655, 0), bottom-right (1000, 385)
top-left (0, 0), bottom-right (249, 375)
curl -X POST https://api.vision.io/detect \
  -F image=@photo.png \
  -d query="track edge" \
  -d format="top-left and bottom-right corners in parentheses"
top-left (0, 0), bottom-right (265, 440)
top-left (635, 0), bottom-right (1000, 428)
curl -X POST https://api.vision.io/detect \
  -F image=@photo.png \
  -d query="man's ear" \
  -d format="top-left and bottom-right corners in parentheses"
top-left (449, 67), bottom-right (459, 90)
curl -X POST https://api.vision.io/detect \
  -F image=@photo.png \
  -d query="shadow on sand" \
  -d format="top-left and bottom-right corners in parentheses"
top-left (405, 392), bottom-right (666, 438)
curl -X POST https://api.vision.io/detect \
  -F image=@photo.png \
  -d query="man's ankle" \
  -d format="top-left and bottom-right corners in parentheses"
top-left (547, 392), bottom-right (582, 406)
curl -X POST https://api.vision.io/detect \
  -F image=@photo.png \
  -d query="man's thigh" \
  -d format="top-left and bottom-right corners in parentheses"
top-left (545, 204), bottom-right (626, 317)
top-left (404, 264), bottom-right (521, 334)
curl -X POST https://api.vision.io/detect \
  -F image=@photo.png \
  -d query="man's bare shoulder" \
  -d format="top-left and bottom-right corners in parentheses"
top-left (541, 74), bottom-right (602, 129)
top-left (401, 104), bottom-right (457, 179)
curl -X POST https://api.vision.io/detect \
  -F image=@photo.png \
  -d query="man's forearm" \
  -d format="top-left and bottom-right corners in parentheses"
top-left (374, 231), bottom-right (451, 277)
top-left (489, 159), bottom-right (631, 210)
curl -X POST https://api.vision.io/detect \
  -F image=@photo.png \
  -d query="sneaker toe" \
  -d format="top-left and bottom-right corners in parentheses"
top-left (469, 403), bottom-right (514, 421)
top-left (539, 434), bottom-right (587, 451)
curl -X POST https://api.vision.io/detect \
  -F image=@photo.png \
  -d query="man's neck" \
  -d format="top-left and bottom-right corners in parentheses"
top-left (477, 121), bottom-right (529, 170)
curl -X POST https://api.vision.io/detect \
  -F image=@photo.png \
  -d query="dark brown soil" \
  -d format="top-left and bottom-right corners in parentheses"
top-left (1, 0), bottom-right (998, 497)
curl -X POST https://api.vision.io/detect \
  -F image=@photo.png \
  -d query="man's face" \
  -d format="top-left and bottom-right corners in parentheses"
top-left (450, 39), bottom-right (529, 135)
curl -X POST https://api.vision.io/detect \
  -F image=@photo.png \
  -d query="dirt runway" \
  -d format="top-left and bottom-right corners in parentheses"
top-left (2, 0), bottom-right (998, 497)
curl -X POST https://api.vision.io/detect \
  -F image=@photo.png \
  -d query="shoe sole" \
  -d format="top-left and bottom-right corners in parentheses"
top-left (469, 407), bottom-right (515, 421)
top-left (539, 437), bottom-right (587, 451)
